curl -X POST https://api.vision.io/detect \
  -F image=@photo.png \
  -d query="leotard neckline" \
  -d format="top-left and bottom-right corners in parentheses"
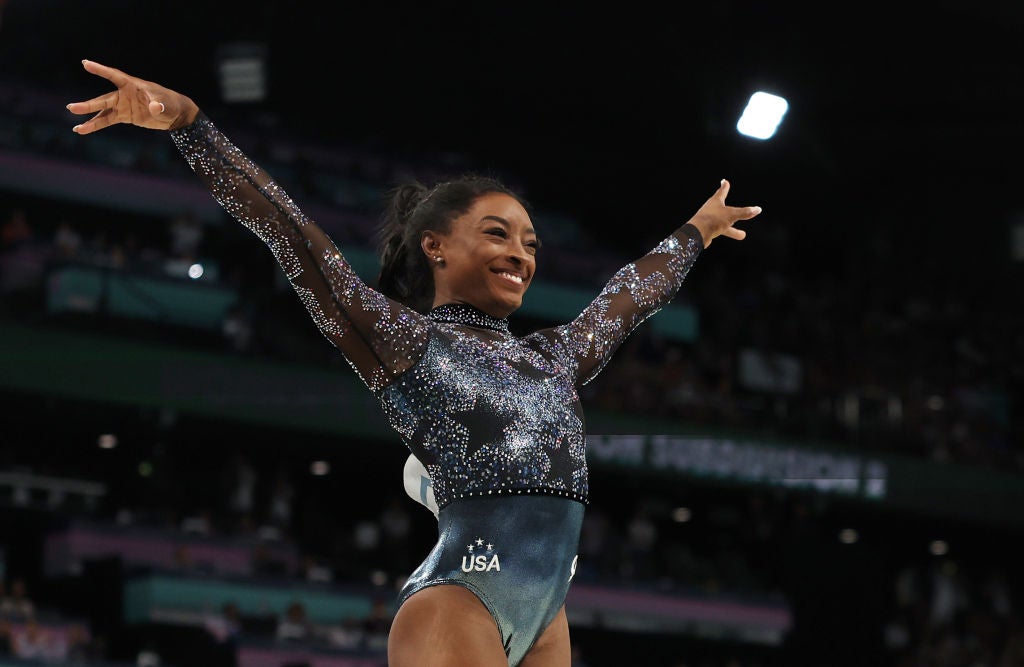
top-left (428, 303), bottom-right (510, 333)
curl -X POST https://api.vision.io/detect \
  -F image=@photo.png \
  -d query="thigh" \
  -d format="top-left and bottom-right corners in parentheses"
top-left (519, 606), bottom-right (570, 667)
top-left (388, 584), bottom-right (508, 667)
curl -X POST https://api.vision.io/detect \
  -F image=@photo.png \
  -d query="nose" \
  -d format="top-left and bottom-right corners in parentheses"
top-left (508, 241), bottom-right (532, 264)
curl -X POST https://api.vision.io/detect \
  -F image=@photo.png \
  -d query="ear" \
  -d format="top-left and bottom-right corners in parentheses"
top-left (420, 230), bottom-right (442, 258)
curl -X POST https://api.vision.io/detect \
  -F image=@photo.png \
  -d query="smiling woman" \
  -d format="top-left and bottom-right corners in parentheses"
top-left (422, 192), bottom-right (538, 317)
top-left (66, 58), bottom-right (760, 667)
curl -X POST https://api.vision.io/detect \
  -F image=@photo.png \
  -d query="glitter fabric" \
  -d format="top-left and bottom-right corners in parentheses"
top-left (170, 113), bottom-right (704, 511)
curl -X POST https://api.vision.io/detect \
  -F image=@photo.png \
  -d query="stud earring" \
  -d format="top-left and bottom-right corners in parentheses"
top-left (434, 256), bottom-right (445, 265)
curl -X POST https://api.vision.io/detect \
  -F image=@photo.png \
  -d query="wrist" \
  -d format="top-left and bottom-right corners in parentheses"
top-left (682, 221), bottom-right (708, 249)
top-left (171, 98), bottom-right (201, 130)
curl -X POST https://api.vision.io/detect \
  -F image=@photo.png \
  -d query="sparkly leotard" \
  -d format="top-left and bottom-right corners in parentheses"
top-left (170, 114), bottom-right (703, 666)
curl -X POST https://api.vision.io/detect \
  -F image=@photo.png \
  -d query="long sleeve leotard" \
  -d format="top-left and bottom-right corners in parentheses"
top-left (169, 114), bottom-right (704, 512)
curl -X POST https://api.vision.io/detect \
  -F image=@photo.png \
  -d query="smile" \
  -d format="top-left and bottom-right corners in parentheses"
top-left (496, 271), bottom-right (524, 285)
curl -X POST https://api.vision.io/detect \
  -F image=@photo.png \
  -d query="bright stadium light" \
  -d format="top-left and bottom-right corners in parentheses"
top-left (737, 91), bottom-right (789, 140)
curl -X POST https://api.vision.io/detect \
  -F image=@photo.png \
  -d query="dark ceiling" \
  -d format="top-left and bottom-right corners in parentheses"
top-left (3, 1), bottom-right (1023, 281)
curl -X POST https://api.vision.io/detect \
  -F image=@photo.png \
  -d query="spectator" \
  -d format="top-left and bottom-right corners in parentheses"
top-left (577, 506), bottom-right (613, 582)
top-left (351, 518), bottom-right (381, 573)
top-left (362, 599), bottom-right (392, 652)
top-left (224, 451), bottom-right (258, 526)
top-left (0, 207), bottom-right (47, 312)
top-left (377, 496), bottom-right (413, 573)
top-left (0, 618), bottom-right (11, 655)
top-left (167, 209), bottom-right (204, 260)
top-left (170, 544), bottom-right (193, 571)
top-left (11, 616), bottom-right (56, 661)
top-left (0, 578), bottom-right (35, 619)
top-left (267, 468), bottom-right (295, 533)
top-left (251, 542), bottom-right (289, 578)
top-left (52, 219), bottom-right (83, 260)
top-left (326, 615), bottom-right (365, 650)
top-left (0, 208), bottom-right (32, 248)
top-left (299, 555), bottom-right (334, 584)
top-left (221, 303), bottom-right (254, 355)
top-left (621, 505), bottom-right (659, 581)
top-left (275, 601), bottom-right (312, 642)
top-left (66, 622), bottom-right (102, 663)
top-left (204, 602), bottom-right (242, 646)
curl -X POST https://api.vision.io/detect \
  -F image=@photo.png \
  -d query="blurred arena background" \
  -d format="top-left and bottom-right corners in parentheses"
top-left (0, 1), bottom-right (1022, 666)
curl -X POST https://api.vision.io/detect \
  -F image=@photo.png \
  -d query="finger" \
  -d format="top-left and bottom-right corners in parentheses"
top-left (66, 90), bottom-right (119, 116)
top-left (739, 205), bottom-right (762, 220)
top-left (723, 205), bottom-right (761, 220)
top-left (73, 109), bottom-right (116, 135)
top-left (721, 226), bottom-right (747, 241)
top-left (81, 59), bottom-right (132, 88)
top-left (718, 178), bottom-right (731, 201)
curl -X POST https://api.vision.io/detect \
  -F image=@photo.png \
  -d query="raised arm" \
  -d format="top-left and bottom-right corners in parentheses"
top-left (67, 60), bottom-right (430, 393)
top-left (529, 180), bottom-right (761, 386)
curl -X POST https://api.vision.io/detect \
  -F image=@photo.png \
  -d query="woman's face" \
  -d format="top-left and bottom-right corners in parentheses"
top-left (424, 192), bottom-right (538, 318)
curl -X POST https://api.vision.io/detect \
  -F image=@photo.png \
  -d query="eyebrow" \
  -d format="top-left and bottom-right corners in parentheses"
top-left (480, 215), bottom-right (539, 240)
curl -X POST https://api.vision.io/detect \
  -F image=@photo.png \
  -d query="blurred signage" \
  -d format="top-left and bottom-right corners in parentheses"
top-left (588, 434), bottom-right (887, 500)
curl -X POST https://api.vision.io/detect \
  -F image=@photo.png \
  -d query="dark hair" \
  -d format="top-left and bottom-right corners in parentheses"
top-left (375, 173), bottom-right (527, 313)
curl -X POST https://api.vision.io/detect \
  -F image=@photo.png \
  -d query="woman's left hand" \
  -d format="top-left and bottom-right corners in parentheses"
top-left (685, 179), bottom-right (762, 248)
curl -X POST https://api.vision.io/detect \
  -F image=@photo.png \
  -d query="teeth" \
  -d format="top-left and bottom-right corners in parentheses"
top-left (499, 272), bottom-right (523, 284)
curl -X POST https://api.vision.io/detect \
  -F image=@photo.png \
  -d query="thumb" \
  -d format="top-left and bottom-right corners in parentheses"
top-left (148, 100), bottom-right (167, 117)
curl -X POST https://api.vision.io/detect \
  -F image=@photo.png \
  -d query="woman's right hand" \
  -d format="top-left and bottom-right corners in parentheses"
top-left (67, 60), bottom-right (200, 135)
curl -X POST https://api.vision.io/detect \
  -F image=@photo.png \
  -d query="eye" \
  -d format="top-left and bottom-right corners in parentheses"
top-left (486, 228), bottom-right (508, 238)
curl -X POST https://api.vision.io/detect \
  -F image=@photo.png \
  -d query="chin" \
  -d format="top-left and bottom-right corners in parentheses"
top-left (489, 299), bottom-right (521, 319)
top-left (479, 284), bottom-right (526, 318)
top-left (502, 294), bottom-right (524, 312)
